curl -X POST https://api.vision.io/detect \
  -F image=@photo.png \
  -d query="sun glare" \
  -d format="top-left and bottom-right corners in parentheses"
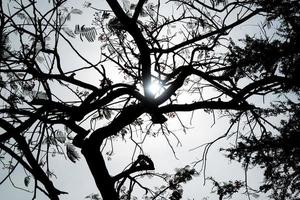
top-left (148, 81), bottom-right (163, 96)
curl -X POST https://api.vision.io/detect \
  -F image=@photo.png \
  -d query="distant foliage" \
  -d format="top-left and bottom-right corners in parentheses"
top-left (224, 100), bottom-right (300, 199)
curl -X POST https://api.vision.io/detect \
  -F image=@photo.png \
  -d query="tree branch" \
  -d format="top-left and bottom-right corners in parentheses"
top-left (132, 0), bottom-right (147, 21)
top-left (160, 100), bottom-right (254, 113)
top-left (152, 9), bottom-right (262, 53)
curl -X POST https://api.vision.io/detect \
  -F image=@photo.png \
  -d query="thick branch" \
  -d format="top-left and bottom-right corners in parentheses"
top-left (81, 142), bottom-right (119, 200)
top-left (72, 87), bottom-right (145, 121)
top-left (106, 0), bottom-right (152, 97)
top-left (80, 103), bottom-right (146, 199)
top-left (89, 103), bottom-right (146, 143)
top-left (113, 155), bottom-right (154, 182)
top-left (132, 0), bottom-right (147, 21)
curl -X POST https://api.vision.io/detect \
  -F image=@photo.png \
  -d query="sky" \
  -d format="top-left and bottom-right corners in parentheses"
top-left (0, 0), bottom-right (278, 199)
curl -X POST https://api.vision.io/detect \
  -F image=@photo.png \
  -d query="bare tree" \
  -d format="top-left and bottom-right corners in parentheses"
top-left (0, 0), bottom-right (299, 199)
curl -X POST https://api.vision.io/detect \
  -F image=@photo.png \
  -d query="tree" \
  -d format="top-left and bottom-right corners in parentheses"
top-left (0, 0), bottom-right (299, 199)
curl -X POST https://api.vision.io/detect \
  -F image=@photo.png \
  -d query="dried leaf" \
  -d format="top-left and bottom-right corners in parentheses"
top-left (133, 118), bottom-right (143, 126)
top-left (64, 125), bottom-right (72, 134)
top-left (66, 143), bottom-right (80, 163)
top-left (36, 56), bottom-right (44, 63)
top-left (65, 13), bottom-right (71, 21)
top-left (43, 136), bottom-right (57, 145)
top-left (74, 25), bottom-right (96, 42)
top-left (102, 11), bottom-right (110, 19)
top-left (139, 9), bottom-right (148, 17)
top-left (107, 44), bottom-right (115, 54)
top-left (85, 193), bottom-right (101, 200)
top-left (62, 27), bottom-right (76, 38)
top-left (24, 176), bottom-right (30, 187)
top-left (146, 3), bottom-right (157, 17)
top-left (35, 91), bottom-right (48, 100)
top-left (167, 27), bottom-right (171, 35)
top-left (130, 3), bottom-right (136, 10)
top-left (0, 75), bottom-right (5, 88)
top-left (16, 13), bottom-right (30, 23)
top-left (70, 8), bottom-right (83, 15)
top-left (55, 130), bottom-right (66, 143)
top-left (103, 108), bottom-right (112, 119)
top-left (123, 0), bottom-right (131, 12)
top-left (83, 1), bottom-right (92, 8)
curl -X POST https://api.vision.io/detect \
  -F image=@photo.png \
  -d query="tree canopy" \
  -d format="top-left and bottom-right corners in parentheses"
top-left (0, 0), bottom-right (299, 199)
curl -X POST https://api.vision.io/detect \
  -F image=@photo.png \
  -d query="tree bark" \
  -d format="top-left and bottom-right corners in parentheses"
top-left (81, 137), bottom-right (119, 200)
top-left (80, 104), bottom-right (146, 199)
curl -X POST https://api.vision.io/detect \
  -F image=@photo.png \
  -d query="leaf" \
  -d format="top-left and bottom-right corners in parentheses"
top-left (66, 143), bottom-right (80, 163)
top-left (98, 33), bottom-right (108, 42)
top-left (55, 130), bottom-right (66, 143)
top-left (35, 91), bottom-right (48, 100)
top-left (59, 15), bottom-right (67, 23)
top-left (146, 3), bottom-right (157, 17)
top-left (133, 118), bottom-right (143, 126)
top-left (36, 55), bottom-right (44, 63)
top-left (0, 75), bottom-right (5, 88)
top-left (8, 95), bottom-right (19, 107)
top-left (24, 176), bottom-right (30, 187)
top-left (16, 13), bottom-right (30, 23)
top-left (64, 125), bottom-right (72, 134)
top-left (21, 81), bottom-right (35, 91)
top-left (120, 127), bottom-right (128, 137)
top-left (167, 27), bottom-right (171, 35)
top-left (123, 0), bottom-right (131, 12)
top-left (103, 108), bottom-right (112, 119)
top-left (102, 11), bottom-right (110, 19)
top-left (52, 149), bottom-right (57, 157)
top-left (107, 17), bottom-right (125, 33)
top-left (70, 8), bottom-right (83, 15)
top-left (250, 193), bottom-right (260, 198)
top-left (43, 136), bottom-right (57, 145)
top-left (62, 27), bottom-right (76, 38)
top-left (10, 82), bottom-right (18, 90)
top-left (186, 20), bottom-right (197, 29)
top-left (46, 170), bottom-right (57, 178)
top-left (83, 1), bottom-right (92, 8)
top-left (107, 44), bottom-right (115, 54)
top-left (130, 3), bottom-right (136, 10)
top-left (100, 43), bottom-right (107, 50)
top-left (139, 9), bottom-right (148, 17)
top-left (65, 13), bottom-right (71, 21)
top-left (85, 193), bottom-right (102, 200)
top-left (93, 110), bottom-right (104, 120)
top-left (74, 25), bottom-right (97, 42)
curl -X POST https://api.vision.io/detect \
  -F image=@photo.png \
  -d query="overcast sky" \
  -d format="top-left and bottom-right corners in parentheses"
top-left (0, 0), bottom-right (278, 199)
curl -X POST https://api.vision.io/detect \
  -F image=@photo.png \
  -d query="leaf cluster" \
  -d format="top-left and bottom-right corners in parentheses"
top-left (224, 100), bottom-right (300, 199)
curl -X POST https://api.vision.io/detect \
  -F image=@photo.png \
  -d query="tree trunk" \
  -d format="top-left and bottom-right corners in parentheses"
top-left (81, 138), bottom-right (119, 200)
top-left (81, 104), bottom-right (145, 200)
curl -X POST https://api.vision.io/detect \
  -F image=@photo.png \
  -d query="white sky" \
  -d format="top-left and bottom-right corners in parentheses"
top-left (0, 0), bottom-right (280, 199)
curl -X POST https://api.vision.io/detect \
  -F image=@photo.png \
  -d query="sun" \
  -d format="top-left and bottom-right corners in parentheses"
top-left (148, 81), bottom-right (163, 96)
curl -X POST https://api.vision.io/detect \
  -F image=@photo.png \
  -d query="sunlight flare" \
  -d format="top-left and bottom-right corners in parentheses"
top-left (148, 80), bottom-right (163, 96)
